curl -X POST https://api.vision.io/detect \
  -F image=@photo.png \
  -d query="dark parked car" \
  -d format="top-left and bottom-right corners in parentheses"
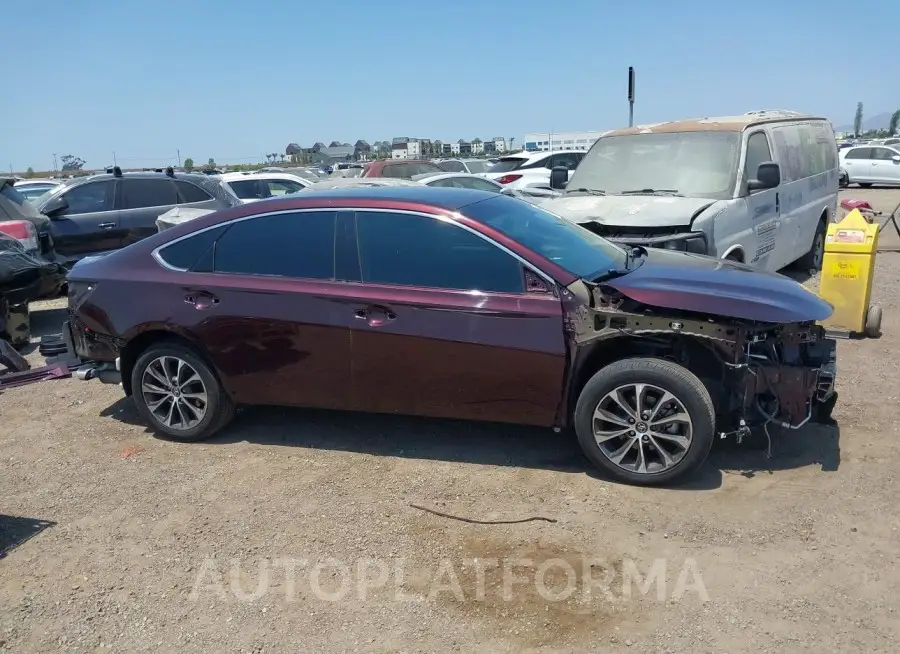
top-left (31, 169), bottom-right (239, 266)
top-left (63, 187), bottom-right (837, 485)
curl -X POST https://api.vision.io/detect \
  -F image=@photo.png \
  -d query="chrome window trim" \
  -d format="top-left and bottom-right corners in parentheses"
top-left (151, 205), bottom-right (558, 287)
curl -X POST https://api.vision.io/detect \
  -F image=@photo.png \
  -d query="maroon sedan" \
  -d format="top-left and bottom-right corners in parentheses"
top-left (360, 159), bottom-right (444, 179)
top-left (65, 187), bottom-right (837, 485)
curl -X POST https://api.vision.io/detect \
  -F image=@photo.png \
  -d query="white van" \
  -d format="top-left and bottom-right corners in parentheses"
top-left (543, 111), bottom-right (839, 272)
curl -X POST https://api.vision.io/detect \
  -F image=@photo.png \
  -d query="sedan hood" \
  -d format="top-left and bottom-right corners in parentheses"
top-left (543, 194), bottom-right (716, 228)
top-left (602, 248), bottom-right (833, 323)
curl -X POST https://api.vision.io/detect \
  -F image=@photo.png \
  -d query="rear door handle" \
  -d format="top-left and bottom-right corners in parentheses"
top-left (355, 305), bottom-right (396, 326)
top-left (774, 192), bottom-right (780, 213)
top-left (97, 222), bottom-right (116, 229)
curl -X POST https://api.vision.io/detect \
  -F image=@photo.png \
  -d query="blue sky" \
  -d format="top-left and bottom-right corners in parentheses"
top-left (3, 0), bottom-right (898, 171)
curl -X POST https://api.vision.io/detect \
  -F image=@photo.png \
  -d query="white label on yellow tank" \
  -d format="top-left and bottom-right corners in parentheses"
top-left (830, 260), bottom-right (861, 280)
top-left (833, 229), bottom-right (866, 244)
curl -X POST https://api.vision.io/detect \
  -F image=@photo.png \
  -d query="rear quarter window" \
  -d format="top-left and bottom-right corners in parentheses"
top-left (156, 225), bottom-right (227, 271)
top-left (175, 180), bottom-right (214, 203)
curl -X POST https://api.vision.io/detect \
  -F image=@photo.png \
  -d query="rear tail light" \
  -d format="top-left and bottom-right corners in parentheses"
top-left (0, 220), bottom-right (39, 251)
top-left (495, 174), bottom-right (522, 185)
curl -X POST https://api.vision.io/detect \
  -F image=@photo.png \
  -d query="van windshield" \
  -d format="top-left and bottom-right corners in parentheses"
top-left (568, 131), bottom-right (742, 201)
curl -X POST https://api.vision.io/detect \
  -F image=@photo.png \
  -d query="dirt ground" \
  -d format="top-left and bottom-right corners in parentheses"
top-left (2, 189), bottom-right (899, 653)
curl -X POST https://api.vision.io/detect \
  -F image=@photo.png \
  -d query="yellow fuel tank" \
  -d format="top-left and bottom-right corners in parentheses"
top-left (818, 209), bottom-right (882, 337)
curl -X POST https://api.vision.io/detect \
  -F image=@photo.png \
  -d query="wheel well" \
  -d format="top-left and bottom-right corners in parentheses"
top-left (723, 248), bottom-right (744, 262)
top-left (567, 334), bottom-right (725, 420)
top-left (119, 331), bottom-right (203, 396)
top-left (820, 208), bottom-right (829, 225)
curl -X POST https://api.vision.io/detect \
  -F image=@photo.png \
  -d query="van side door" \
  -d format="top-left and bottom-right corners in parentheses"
top-left (742, 130), bottom-right (784, 270)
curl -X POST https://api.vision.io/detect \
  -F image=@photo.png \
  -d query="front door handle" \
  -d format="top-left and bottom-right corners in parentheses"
top-left (97, 222), bottom-right (116, 229)
top-left (185, 292), bottom-right (220, 310)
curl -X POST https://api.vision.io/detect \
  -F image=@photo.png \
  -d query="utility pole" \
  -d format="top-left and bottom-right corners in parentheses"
top-left (113, 151), bottom-right (118, 167)
top-left (52, 153), bottom-right (58, 175)
top-left (177, 149), bottom-right (181, 167)
top-left (627, 66), bottom-right (636, 127)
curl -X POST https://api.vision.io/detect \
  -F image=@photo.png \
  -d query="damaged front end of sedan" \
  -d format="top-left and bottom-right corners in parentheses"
top-left (562, 279), bottom-right (837, 447)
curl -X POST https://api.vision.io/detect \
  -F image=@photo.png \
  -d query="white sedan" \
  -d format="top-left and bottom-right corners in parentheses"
top-left (411, 172), bottom-right (561, 203)
top-left (14, 178), bottom-right (64, 202)
top-left (839, 145), bottom-right (900, 188)
top-left (216, 172), bottom-right (313, 203)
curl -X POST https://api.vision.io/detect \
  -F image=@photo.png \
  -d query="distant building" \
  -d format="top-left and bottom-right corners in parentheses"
top-left (310, 145), bottom-right (355, 165)
top-left (391, 137), bottom-right (427, 159)
top-left (523, 131), bottom-right (604, 152)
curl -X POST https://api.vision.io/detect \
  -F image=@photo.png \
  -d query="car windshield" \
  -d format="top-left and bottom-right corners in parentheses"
top-left (463, 195), bottom-right (628, 279)
top-left (464, 160), bottom-right (491, 173)
top-left (568, 131), bottom-right (742, 200)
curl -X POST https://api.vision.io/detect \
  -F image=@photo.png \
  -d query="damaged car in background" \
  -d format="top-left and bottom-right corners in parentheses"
top-left (59, 187), bottom-right (836, 485)
top-left (545, 110), bottom-right (839, 273)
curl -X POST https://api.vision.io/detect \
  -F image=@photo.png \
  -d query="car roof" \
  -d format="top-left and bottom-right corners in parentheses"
top-left (35, 171), bottom-right (238, 207)
top-left (217, 171), bottom-right (307, 182)
top-left (14, 178), bottom-right (61, 186)
top-left (604, 111), bottom-right (827, 136)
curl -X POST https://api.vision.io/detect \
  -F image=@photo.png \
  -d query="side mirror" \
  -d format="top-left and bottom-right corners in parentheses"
top-left (747, 161), bottom-right (781, 191)
top-left (549, 166), bottom-right (569, 190)
top-left (41, 195), bottom-right (68, 218)
top-left (892, 155), bottom-right (900, 164)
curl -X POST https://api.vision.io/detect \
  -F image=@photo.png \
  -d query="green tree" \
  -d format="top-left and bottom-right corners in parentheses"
top-left (853, 102), bottom-right (864, 138)
top-left (889, 110), bottom-right (900, 137)
top-left (205, 157), bottom-right (216, 171)
top-left (25, 167), bottom-right (34, 178)
top-left (183, 157), bottom-right (194, 172)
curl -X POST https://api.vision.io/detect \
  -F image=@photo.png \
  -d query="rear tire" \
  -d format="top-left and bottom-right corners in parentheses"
top-left (796, 219), bottom-right (827, 271)
top-left (131, 342), bottom-right (234, 441)
top-left (574, 358), bottom-right (715, 486)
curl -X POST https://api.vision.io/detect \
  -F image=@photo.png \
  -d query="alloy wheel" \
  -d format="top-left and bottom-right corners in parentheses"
top-left (592, 383), bottom-right (693, 475)
top-left (141, 356), bottom-right (208, 430)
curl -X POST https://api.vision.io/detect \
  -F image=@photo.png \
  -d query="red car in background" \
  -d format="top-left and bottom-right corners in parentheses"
top-left (62, 187), bottom-right (836, 485)
top-left (361, 159), bottom-right (444, 179)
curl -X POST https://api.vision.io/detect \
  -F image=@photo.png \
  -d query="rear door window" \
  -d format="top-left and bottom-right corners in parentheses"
top-left (213, 210), bottom-right (336, 279)
top-left (265, 179), bottom-right (305, 196)
top-left (227, 179), bottom-right (267, 200)
top-left (355, 210), bottom-right (523, 293)
top-left (122, 179), bottom-right (179, 209)
top-left (175, 180), bottom-right (213, 203)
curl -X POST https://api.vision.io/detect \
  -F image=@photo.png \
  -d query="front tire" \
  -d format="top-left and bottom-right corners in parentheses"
top-left (131, 342), bottom-right (234, 441)
top-left (796, 219), bottom-right (827, 271)
top-left (574, 358), bottom-right (715, 486)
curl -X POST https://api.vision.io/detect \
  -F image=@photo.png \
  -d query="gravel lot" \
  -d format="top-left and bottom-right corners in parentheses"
top-left (2, 189), bottom-right (899, 653)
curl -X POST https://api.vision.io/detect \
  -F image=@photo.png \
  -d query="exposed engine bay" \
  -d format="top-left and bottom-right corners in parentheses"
top-left (566, 280), bottom-right (837, 442)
